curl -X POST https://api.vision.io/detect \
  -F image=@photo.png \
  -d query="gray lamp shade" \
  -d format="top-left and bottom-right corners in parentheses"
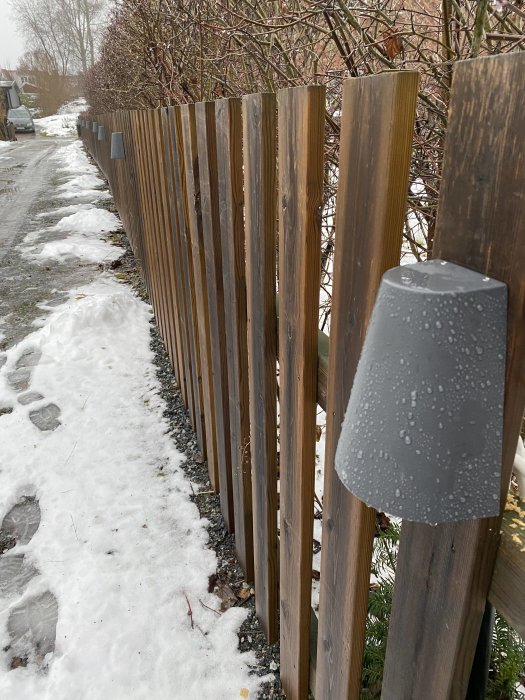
top-left (110, 132), bottom-right (126, 160)
top-left (98, 125), bottom-right (105, 141)
top-left (92, 121), bottom-right (98, 133)
top-left (335, 260), bottom-right (507, 524)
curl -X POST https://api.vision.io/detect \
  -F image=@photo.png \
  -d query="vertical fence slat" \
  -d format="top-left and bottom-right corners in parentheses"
top-left (382, 52), bottom-right (525, 699)
top-left (195, 101), bottom-right (235, 530)
top-left (278, 84), bottom-right (325, 700)
top-left (131, 111), bottom-right (165, 343)
top-left (161, 107), bottom-right (196, 428)
top-left (141, 109), bottom-right (173, 356)
top-left (169, 107), bottom-right (207, 460)
top-left (315, 71), bottom-right (419, 699)
top-left (180, 104), bottom-right (220, 491)
top-left (149, 108), bottom-right (185, 389)
top-left (153, 106), bottom-right (187, 405)
top-left (242, 92), bottom-right (279, 642)
top-left (215, 97), bottom-right (254, 576)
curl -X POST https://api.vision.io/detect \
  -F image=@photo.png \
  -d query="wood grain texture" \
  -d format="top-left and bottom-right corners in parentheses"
top-left (489, 496), bottom-right (525, 640)
top-left (215, 97), bottom-right (254, 575)
top-left (145, 110), bottom-right (183, 391)
top-left (195, 101), bottom-right (234, 530)
top-left (130, 111), bottom-right (164, 343)
top-left (314, 71), bottom-right (419, 700)
top-left (382, 52), bottom-right (525, 699)
top-left (180, 103), bottom-right (219, 491)
top-left (278, 84), bottom-right (325, 700)
top-left (137, 110), bottom-right (169, 358)
top-left (242, 92), bottom-right (279, 643)
top-left (160, 106), bottom-right (195, 424)
top-left (156, 106), bottom-right (188, 406)
top-left (170, 106), bottom-right (207, 458)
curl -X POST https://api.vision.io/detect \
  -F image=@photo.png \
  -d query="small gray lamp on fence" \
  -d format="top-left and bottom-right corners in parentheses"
top-left (335, 260), bottom-right (507, 524)
top-left (98, 125), bottom-right (105, 142)
top-left (92, 121), bottom-right (98, 134)
top-left (111, 132), bottom-right (126, 160)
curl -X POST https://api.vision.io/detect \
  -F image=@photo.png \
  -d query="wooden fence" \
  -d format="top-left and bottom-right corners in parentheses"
top-left (82, 51), bottom-right (525, 699)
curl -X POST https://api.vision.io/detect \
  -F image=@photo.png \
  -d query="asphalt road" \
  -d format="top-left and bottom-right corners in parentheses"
top-left (0, 134), bottom-right (61, 262)
top-left (0, 133), bottom-right (109, 352)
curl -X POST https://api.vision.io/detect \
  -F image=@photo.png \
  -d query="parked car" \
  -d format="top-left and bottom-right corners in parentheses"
top-left (7, 106), bottom-right (35, 133)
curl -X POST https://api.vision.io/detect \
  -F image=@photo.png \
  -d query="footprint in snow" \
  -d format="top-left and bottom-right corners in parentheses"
top-left (5, 349), bottom-right (42, 393)
top-left (0, 495), bottom-right (56, 670)
top-left (0, 555), bottom-right (38, 597)
top-left (29, 404), bottom-right (61, 432)
top-left (18, 392), bottom-right (44, 406)
top-left (16, 350), bottom-right (42, 370)
top-left (6, 591), bottom-right (58, 668)
top-left (0, 496), bottom-right (41, 548)
top-left (6, 368), bottom-right (32, 392)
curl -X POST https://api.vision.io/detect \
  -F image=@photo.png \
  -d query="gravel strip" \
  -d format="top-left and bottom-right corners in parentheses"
top-left (109, 233), bottom-right (285, 699)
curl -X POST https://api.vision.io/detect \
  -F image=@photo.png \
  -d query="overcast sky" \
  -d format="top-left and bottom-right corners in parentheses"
top-left (0, 8), bottom-right (26, 69)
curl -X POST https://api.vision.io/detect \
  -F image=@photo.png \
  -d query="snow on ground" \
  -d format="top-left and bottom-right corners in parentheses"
top-left (34, 114), bottom-right (78, 138)
top-left (0, 129), bottom-right (265, 697)
top-left (21, 143), bottom-right (121, 265)
top-left (57, 98), bottom-right (88, 116)
top-left (0, 276), bottom-right (263, 699)
top-left (35, 99), bottom-right (87, 138)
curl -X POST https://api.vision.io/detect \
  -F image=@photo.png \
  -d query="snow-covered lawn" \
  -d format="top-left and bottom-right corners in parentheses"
top-left (35, 98), bottom-right (87, 138)
top-left (0, 139), bottom-right (264, 699)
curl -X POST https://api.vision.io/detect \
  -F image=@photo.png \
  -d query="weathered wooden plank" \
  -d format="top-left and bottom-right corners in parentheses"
top-left (242, 92), bottom-right (279, 642)
top-left (130, 111), bottom-right (165, 341)
top-left (278, 84), bottom-right (325, 700)
top-left (151, 108), bottom-right (188, 406)
top-left (315, 70), bottom-right (419, 700)
top-left (169, 106), bottom-right (207, 459)
top-left (382, 52), bottom-right (525, 698)
top-left (215, 97), bottom-right (254, 575)
top-left (195, 101), bottom-right (234, 531)
top-left (489, 495), bottom-right (525, 640)
top-left (180, 103), bottom-right (219, 492)
top-left (160, 107), bottom-right (196, 426)
top-left (147, 107), bottom-right (180, 375)
top-left (141, 109), bottom-right (172, 356)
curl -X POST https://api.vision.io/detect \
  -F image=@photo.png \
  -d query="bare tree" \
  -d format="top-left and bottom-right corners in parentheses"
top-left (10, 0), bottom-right (106, 76)
top-left (84, 0), bottom-right (524, 327)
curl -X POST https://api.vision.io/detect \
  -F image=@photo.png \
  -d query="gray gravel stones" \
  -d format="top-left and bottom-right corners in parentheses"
top-left (150, 326), bottom-right (283, 699)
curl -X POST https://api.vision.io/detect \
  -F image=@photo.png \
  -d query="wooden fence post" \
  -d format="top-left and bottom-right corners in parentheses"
top-left (161, 107), bottom-right (196, 429)
top-left (179, 104), bottom-right (220, 491)
top-left (215, 97), bottom-right (254, 577)
top-left (382, 51), bottom-right (525, 699)
top-left (315, 70), bottom-right (419, 699)
top-left (195, 101), bottom-right (235, 531)
top-left (278, 84), bottom-right (325, 700)
top-left (242, 92), bottom-right (279, 642)
top-left (168, 106), bottom-right (207, 461)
